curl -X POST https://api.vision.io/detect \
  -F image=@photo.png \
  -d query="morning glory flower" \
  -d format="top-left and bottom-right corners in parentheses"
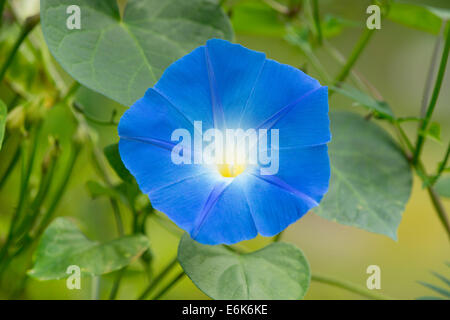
top-left (118, 39), bottom-right (330, 245)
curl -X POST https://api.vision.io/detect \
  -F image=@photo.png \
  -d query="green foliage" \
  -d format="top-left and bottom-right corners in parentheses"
top-left (0, 99), bottom-right (6, 150)
top-left (86, 180), bottom-right (120, 200)
top-left (332, 84), bottom-right (394, 120)
top-left (417, 264), bottom-right (450, 300)
top-left (387, 2), bottom-right (449, 35)
top-left (40, 0), bottom-right (233, 106)
top-left (104, 143), bottom-right (134, 184)
top-left (435, 176), bottom-right (450, 198)
top-left (231, 0), bottom-right (286, 37)
top-left (316, 112), bottom-right (413, 240)
top-left (28, 217), bottom-right (149, 280)
top-left (178, 234), bottom-right (310, 300)
top-left (320, 15), bottom-right (359, 39)
top-left (422, 122), bottom-right (441, 143)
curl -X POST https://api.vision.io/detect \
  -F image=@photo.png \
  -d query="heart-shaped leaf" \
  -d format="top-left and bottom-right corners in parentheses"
top-left (178, 234), bottom-right (311, 300)
top-left (29, 217), bottom-right (149, 280)
top-left (40, 0), bottom-right (233, 106)
top-left (316, 112), bottom-right (413, 240)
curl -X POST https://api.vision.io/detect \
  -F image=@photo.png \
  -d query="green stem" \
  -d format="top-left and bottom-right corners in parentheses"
top-left (311, 273), bottom-right (394, 300)
top-left (151, 271), bottom-right (185, 300)
top-left (0, 0), bottom-right (6, 26)
top-left (138, 256), bottom-right (179, 300)
top-left (14, 149), bottom-right (59, 240)
top-left (91, 276), bottom-right (101, 300)
top-left (0, 125), bottom-right (40, 267)
top-left (312, 0), bottom-right (322, 45)
top-left (414, 22), bottom-right (450, 164)
top-left (0, 134), bottom-right (21, 190)
top-left (0, 14), bottom-right (40, 83)
top-left (427, 187), bottom-right (450, 240)
top-left (33, 143), bottom-right (81, 238)
top-left (420, 22), bottom-right (447, 118)
top-left (433, 143), bottom-right (450, 184)
top-left (331, 28), bottom-right (375, 91)
top-left (109, 268), bottom-right (126, 300)
top-left (3, 140), bottom-right (81, 269)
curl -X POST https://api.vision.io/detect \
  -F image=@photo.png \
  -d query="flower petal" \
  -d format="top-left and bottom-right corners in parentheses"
top-left (119, 88), bottom-right (195, 142)
top-left (245, 144), bottom-right (330, 236)
top-left (260, 86), bottom-right (331, 147)
top-left (240, 59), bottom-right (321, 130)
top-left (190, 176), bottom-right (258, 245)
top-left (204, 39), bottom-right (266, 128)
top-left (154, 46), bottom-right (214, 129)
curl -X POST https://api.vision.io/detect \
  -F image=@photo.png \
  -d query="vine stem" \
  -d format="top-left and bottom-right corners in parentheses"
top-left (427, 187), bottom-right (450, 240)
top-left (151, 271), bottom-right (185, 300)
top-left (311, 273), bottom-right (393, 300)
top-left (138, 256), bottom-right (179, 300)
top-left (311, 0), bottom-right (322, 45)
top-left (413, 22), bottom-right (450, 164)
top-left (331, 28), bottom-right (375, 91)
top-left (420, 22), bottom-right (447, 118)
top-left (0, 14), bottom-right (40, 83)
top-left (433, 142), bottom-right (450, 184)
top-left (0, 0), bottom-right (6, 25)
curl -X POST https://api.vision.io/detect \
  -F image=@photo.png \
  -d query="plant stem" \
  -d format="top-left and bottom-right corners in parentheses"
top-left (0, 14), bottom-right (40, 83)
top-left (433, 142), bottom-right (450, 184)
top-left (91, 276), bottom-right (101, 300)
top-left (0, 125), bottom-right (40, 269)
top-left (331, 28), bottom-right (375, 91)
top-left (109, 268), bottom-right (126, 300)
top-left (0, 0), bottom-right (6, 26)
top-left (414, 22), bottom-right (450, 164)
top-left (311, 0), bottom-right (322, 45)
top-left (427, 187), bottom-right (450, 240)
top-left (151, 271), bottom-right (185, 300)
top-left (33, 143), bottom-right (81, 238)
top-left (138, 256), bottom-right (179, 300)
top-left (311, 273), bottom-right (394, 300)
top-left (420, 22), bottom-right (447, 118)
top-left (0, 133), bottom-right (21, 190)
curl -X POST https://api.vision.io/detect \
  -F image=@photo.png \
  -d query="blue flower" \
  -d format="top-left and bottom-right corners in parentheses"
top-left (118, 39), bottom-right (330, 245)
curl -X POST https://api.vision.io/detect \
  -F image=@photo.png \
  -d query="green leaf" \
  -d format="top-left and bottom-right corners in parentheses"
top-left (387, 3), bottom-right (448, 35)
top-left (40, 0), bottom-right (233, 106)
top-left (422, 122), bottom-right (441, 142)
top-left (29, 217), bottom-right (149, 280)
top-left (418, 281), bottom-right (450, 298)
top-left (0, 100), bottom-right (6, 151)
top-left (332, 84), bottom-right (394, 120)
top-left (315, 112), bottom-right (413, 240)
top-left (231, 0), bottom-right (286, 37)
top-left (178, 234), bottom-right (310, 300)
top-left (431, 271), bottom-right (450, 288)
top-left (104, 143), bottom-right (134, 183)
top-left (435, 176), bottom-right (450, 198)
top-left (416, 296), bottom-right (445, 300)
top-left (321, 15), bottom-right (359, 39)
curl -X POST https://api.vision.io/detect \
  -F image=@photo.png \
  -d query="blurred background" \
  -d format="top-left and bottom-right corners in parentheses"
top-left (0, 0), bottom-right (449, 299)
